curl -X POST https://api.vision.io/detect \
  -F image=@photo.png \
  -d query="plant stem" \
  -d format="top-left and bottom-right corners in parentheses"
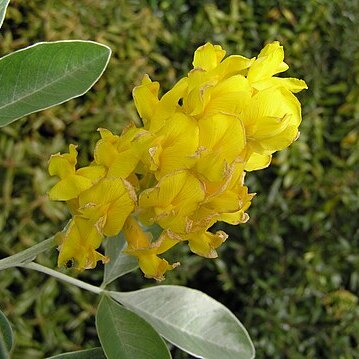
top-left (19, 262), bottom-right (104, 295)
top-left (0, 235), bottom-right (57, 270)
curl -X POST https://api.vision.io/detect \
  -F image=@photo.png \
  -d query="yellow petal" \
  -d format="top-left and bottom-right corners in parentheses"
top-left (151, 77), bottom-right (189, 132)
top-left (155, 231), bottom-right (179, 254)
top-left (123, 216), bottom-right (152, 249)
top-left (203, 191), bottom-right (240, 213)
top-left (154, 113), bottom-right (199, 178)
top-left (137, 254), bottom-right (177, 281)
top-left (97, 127), bottom-right (115, 139)
top-left (198, 113), bottom-right (246, 158)
top-left (132, 75), bottom-right (160, 125)
top-left (123, 217), bottom-right (179, 254)
top-left (213, 55), bottom-right (255, 79)
top-left (253, 77), bottom-right (308, 93)
top-left (156, 146), bottom-right (197, 179)
top-left (241, 87), bottom-right (302, 153)
top-left (95, 126), bottom-right (152, 178)
top-left (254, 114), bottom-right (292, 139)
top-left (255, 125), bottom-right (299, 152)
top-left (105, 149), bottom-right (144, 179)
top-left (187, 68), bottom-right (210, 92)
top-left (77, 165), bottom-right (106, 181)
top-left (202, 75), bottom-right (251, 116)
top-left (139, 170), bottom-right (204, 212)
top-left (217, 187), bottom-right (254, 224)
top-left (94, 136), bottom-right (121, 168)
top-left (192, 174), bottom-right (253, 230)
top-left (79, 178), bottom-right (134, 207)
top-left (209, 75), bottom-right (250, 98)
top-left (196, 113), bottom-right (246, 182)
top-left (123, 218), bottom-right (179, 280)
top-left (245, 153), bottom-right (272, 171)
top-left (247, 41), bottom-right (289, 83)
top-left (241, 88), bottom-right (283, 132)
top-left (157, 113), bottom-right (197, 148)
top-left (193, 43), bottom-right (226, 71)
top-left (104, 195), bottom-right (136, 236)
top-left (48, 144), bottom-right (77, 178)
top-left (218, 210), bottom-right (250, 225)
top-left (48, 174), bottom-right (93, 201)
top-left (67, 198), bottom-right (80, 215)
top-left (139, 171), bottom-right (205, 233)
top-left (187, 230), bottom-right (228, 258)
top-left (184, 83), bottom-right (212, 116)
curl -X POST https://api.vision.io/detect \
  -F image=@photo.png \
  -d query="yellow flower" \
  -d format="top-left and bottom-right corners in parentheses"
top-left (192, 42), bottom-right (254, 78)
top-left (180, 41), bottom-right (307, 173)
top-left (78, 177), bottom-right (136, 237)
top-left (241, 86), bottom-right (302, 149)
top-left (144, 112), bottom-right (199, 179)
top-left (195, 112), bottom-right (246, 182)
top-left (186, 230), bottom-right (228, 258)
top-left (159, 229), bottom-right (228, 259)
top-left (139, 170), bottom-right (205, 233)
top-left (48, 144), bottom-right (105, 201)
top-left (57, 216), bottom-right (108, 270)
top-left (247, 41), bottom-right (307, 92)
top-left (183, 43), bottom-right (254, 117)
top-left (48, 40), bottom-right (306, 280)
top-left (133, 74), bottom-right (187, 132)
top-left (188, 163), bottom-right (254, 231)
top-left (247, 41), bottom-right (289, 84)
top-left (123, 216), bottom-right (179, 280)
top-left (94, 126), bottom-right (151, 179)
top-left (55, 177), bottom-right (135, 269)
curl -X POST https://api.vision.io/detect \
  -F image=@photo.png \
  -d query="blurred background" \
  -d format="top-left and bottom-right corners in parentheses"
top-left (0, 0), bottom-right (358, 358)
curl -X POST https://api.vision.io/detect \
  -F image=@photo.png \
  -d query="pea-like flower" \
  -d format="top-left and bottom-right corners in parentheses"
top-left (48, 41), bottom-right (306, 280)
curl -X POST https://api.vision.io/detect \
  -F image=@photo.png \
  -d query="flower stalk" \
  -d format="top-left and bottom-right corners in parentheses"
top-left (19, 262), bottom-right (104, 295)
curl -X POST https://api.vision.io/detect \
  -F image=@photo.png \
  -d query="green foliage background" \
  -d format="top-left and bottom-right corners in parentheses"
top-left (0, 0), bottom-right (358, 358)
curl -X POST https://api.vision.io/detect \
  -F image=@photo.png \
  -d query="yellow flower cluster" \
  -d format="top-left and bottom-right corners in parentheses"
top-left (48, 41), bottom-right (307, 280)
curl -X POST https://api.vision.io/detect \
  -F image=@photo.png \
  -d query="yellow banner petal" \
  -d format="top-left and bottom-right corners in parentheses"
top-left (193, 42), bottom-right (226, 71)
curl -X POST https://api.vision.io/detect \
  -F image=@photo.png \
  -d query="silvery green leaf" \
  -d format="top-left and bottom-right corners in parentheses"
top-left (0, 40), bottom-right (111, 126)
top-left (110, 285), bottom-right (255, 359)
